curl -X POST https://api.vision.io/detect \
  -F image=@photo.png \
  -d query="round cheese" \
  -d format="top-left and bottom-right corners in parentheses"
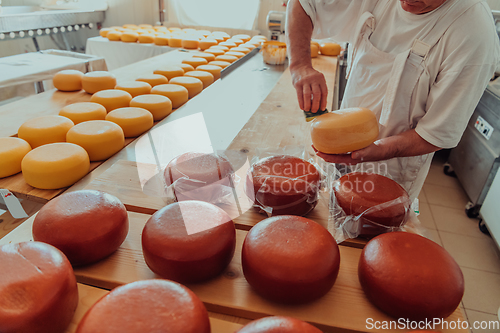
top-left (138, 34), bottom-right (155, 43)
top-left (90, 89), bottom-right (133, 112)
top-left (219, 41), bottom-right (237, 48)
top-left (178, 63), bottom-right (195, 73)
top-left (226, 38), bottom-right (243, 46)
top-left (106, 107), bottom-right (154, 137)
top-left (154, 35), bottom-right (169, 46)
top-left (53, 69), bottom-right (84, 92)
top-left (154, 65), bottom-right (185, 80)
top-left (182, 57), bottom-right (208, 68)
top-left (192, 52), bottom-right (216, 62)
top-left (196, 64), bottom-right (222, 80)
top-left (233, 34), bottom-right (251, 42)
top-left (320, 42), bottom-right (341, 56)
top-left (230, 46), bottom-right (251, 54)
top-left (136, 74), bottom-right (168, 87)
top-left (225, 51), bottom-right (244, 59)
top-left (18, 115), bottom-right (74, 148)
top-left (208, 60), bottom-right (230, 69)
top-left (82, 71), bottom-right (117, 94)
top-left (169, 76), bottom-right (203, 98)
top-left (121, 31), bottom-right (138, 42)
top-left (66, 120), bottom-right (125, 161)
top-left (197, 30), bottom-right (211, 37)
top-left (142, 201), bottom-right (236, 283)
top-left (0, 137), bottom-right (31, 178)
top-left (210, 35), bottom-right (225, 43)
top-left (150, 84), bottom-right (188, 109)
top-left (236, 316), bottom-right (322, 333)
top-left (359, 232), bottom-right (464, 320)
top-left (199, 38), bottom-right (217, 50)
top-left (169, 36), bottom-right (182, 47)
top-left (242, 215), bottom-right (340, 303)
top-left (130, 94), bottom-right (173, 120)
top-left (115, 81), bottom-right (152, 97)
top-left (181, 37), bottom-right (199, 49)
top-left (99, 28), bottom-right (113, 37)
top-left (210, 45), bottom-right (229, 52)
top-left (310, 43), bottom-right (319, 58)
top-left (204, 48), bottom-right (225, 57)
top-left (184, 71), bottom-right (214, 88)
top-left (240, 43), bottom-right (257, 50)
top-left (59, 102), bottom-right (107, 124)
top-left (107, 31), bottom-right (122, 41)
top-left (246, 155), bottom-right (321, 216)
top-left (75, 279), bottom-right (210, 333)
top-left (22, 142), bottom-right (90, 189)
top-left (33, 190), bottom-right (129, 266)
top-left (0, 241), bottom-right (78, 333)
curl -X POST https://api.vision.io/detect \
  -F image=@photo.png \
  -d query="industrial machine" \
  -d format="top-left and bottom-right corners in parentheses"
top-left (266, 11), bottom-right (286, 42)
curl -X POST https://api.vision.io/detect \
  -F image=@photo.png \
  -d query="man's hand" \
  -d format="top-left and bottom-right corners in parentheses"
top-left (291, 64), bottom-right (328, 112)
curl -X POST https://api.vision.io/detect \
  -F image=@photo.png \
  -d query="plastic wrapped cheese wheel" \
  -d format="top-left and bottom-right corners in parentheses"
top-left (33, 190), bottom-right (129, 266)
top-left (53, 69), bottom-right (84, 91)
top-left (138, 34), bottom-right (155, 43)
top-left (154, 65), bottom-right (184, 80)
top-left (107, 31), bottom-right (122, 41)
top-left (0, 241), bottom-right (78, 333)
top-left (242, 215), bottom-right (340, 304)
top-left (90, 89), bottom-right (133, 112)
top-left (358, 232), bottom-right (465, 320)
top-left (150, 84), bottom-right (188, 109)
top-left (179, 63), bottom-right (195, 73)
top-left (236, 316), bottom-right (322, 333)
top-left (142, 201), bottom-right (236, 283)
top-left (246, 155), bottom-right (321, 216)
top-left (18, 115), bottom-right (74, 148)
top-left (21, 142), bottom-right (89, 189)
top-left (311, 107), bottom-right (379, 154)
top-left (136, 74), bottom-right (168, 87)
top-left (184, 71), bottom-right (214, 88)
top-left (320, 42), bottom-right (341, 56)
top-left (106, 107), bottom-right (154, 137)
top-left (196, 64), bottom-right (222, 80)
top-left (121, 31), bottom-right (138, 42)
top-left (169, 76), bottom-right (203, 98)
top-left (66, 120), bottom-right (124, 161)
top-left (76, 279), bottom-right (210, 333)
top-left (130, 94), bottom-right (173, 120)
top-left (59, 102), bottom-right (107, 124)
top-left (115, 81), bottom-right (152, 97)
top-left (0, 137), bottom-right (31, 178)
top-left (208, 60), bottom-right (230, 69)
top-left (82, 71), bottom-right (117, 94)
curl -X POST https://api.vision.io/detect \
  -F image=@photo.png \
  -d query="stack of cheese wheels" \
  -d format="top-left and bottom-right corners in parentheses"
top-left (82, 71), bottom-right (117, 94)
top-left (0, 137), bottom-right (31, 178)
top-left (320, 42), bottom-right (341, 56)
top-left (169, 76), bottom-right (203, 98)
top-left (66, 120), bottom-right (124, 161)
top-left (21, 142), bottom-right (90, 189)
top-left (310, 107), bottom-right (379, 154)
top-left (90, 89), bottom-right (133, 113)
top-left (154, 65), bottom-right (184, 80)
top-left (0, 242), bottom-right (78, 333)
top-left (246, 155), bottom-right (321, 216)
top-left (236, 316), bottom-right (322, 333)
top-left (18, 115), bottom-right (74, 148)
top-left (242, 215), bottom-right (340, 303)
top-left (32, 190), bottom-right (129, 266)
top-left (106, 107), bottom-right (154, 137)
top-left (76, 280), bottom-right (211, 333)
top-left (115, 81), bottom-right (152, 97)
top-left (136, 74), bottom-right (168, 87)
top-left (130, 94), bottom-right (173, 120)
top-left (59, 102), bottom-right (107, 124)
top-left (334, 172), bottom-right (410, 237)
top-left (163, 152), bottom-right (234, 202)
top-left (53, 69), bottom-right (84, 92)
top-left (142, 201), bottom-right (236, 283)
top-left (358, 232), bottom-right (465, 320)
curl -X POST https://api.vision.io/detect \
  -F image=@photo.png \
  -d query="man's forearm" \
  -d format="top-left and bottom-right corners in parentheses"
top-left (286, 0), bottom-right (314, 70)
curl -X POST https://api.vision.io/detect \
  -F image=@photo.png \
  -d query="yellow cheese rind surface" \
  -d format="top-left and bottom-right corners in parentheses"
top-left (192, 52), bottom-right (216, 62)
top-left (0, 137), bottom-right (31, 178)
top-left (219, 41), bottom-right (237, 48)
top-left (208, 60), bottom-right (230, 69)
top-left (150, 84), bottom-right (188, 109)
top-left (21, 142), bottom-right (90, 189)
top-left (196, 65), bottom-right (222, 80)
top-left (182, 57), bottom-right (208, 68)
top-left (179, 63), bottom-right (195, 73)
top-left (154, 65), bottom-right (184, 80)
top-left (311, 44), bottom-right (319, 58)
top-left (59, 102), bottom-right (107, 124)
top-left (115, 81), bottom-right (152, 97)
top-left (215, 55), bottom-right (237, 63)
top-left (199, 39), bottom-right (218, 50)
top-left (169, 37), bottom-right (182, 47)
top-left (107, 31), bottom-right (122, 41)
top-left (99, 28), bottom-right (113, 37)
top-left (204, 49), bottom-right (225, 57)
top-left (320, 43), bottom-right (341, 56)
top-left (233, 34), bottom-right (251, 42)
top-left (90, 89), bottom-right (133, 112)
top-left (138, 34), bottom-right (155, 43)
top-left (240, 43), bottom-right (256, 50)
top-left (106, 107), bottom-right (154, 137)
top-left (121, 32), bottom-right (139, 42)
top-left (310, 107), bottom-right (379, 154)
top-left (136, 74), bottom-right (168, 87)
top-left (130, 94), bottom-right (173, 120)
top-left (184, 71), bottom-right (214, 89)
top-left (82, 71), bottom-right (117, 94)
top-left (169, 76), bottom-right (203, 99)
top-left (181, 38), bottom-right (199, 49)
top-left (18, 115), bottom-right (74, 149)
top-left (230, 47), bottom-right (251, 54)
top-left (226, 38), bottom-right (243, 46)
top-left (225, 51), bottom-right (244, 59)
top-left (53, 70), bottom-right (84, 92)
top-left (66, 120), bottom-right (125, 161)
top-left (209, 45), bottom-right (229, 52)
top-left (154, 36), bottom-right (169, 46)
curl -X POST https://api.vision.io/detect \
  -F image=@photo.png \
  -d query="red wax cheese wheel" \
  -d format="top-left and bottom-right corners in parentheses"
top-left (236, 316), bottom-right (322, 333)
top-left (242, 215), bottom-right (340, 304)
top-left (358, 232), bottom-right (465, 321)
top-left (0, 241), bottom-right (78, 333)
top-left (334, 172), bottom-right (410, 236)
top-left (142, 201), bottom-right (236, 283)
top-left (76, 279), bottom-right (210, 333)
top-left (246, 155), bottom-right (321, 216)
top-left (33, 190), bottom-right (129, 266)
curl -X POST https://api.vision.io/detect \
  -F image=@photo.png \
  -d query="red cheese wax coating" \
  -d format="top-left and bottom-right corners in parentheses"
top-left (32, 190), bottom-right (129, 266)
top-left (242, 215), bottom-right (340, 304)
top-left (0, 241), bottom-right (78, 333)
top-left (358, 232), bottom-right (465, 321)
top-left (246, 155), bottom-right (321, 216)
top-left (236, 316), bottom-right (322, 333)
top-left (76, 279), bottom-right (210, 333)
top-left (142, 200), bottom-right (236, 283)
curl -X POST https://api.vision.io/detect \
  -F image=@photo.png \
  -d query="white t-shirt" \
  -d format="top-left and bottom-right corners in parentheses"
top-left (299, 0), bottom-right (500, 148)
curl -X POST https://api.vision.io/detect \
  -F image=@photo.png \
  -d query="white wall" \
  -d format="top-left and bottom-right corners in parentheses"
top-left (487, 0), bottom-right (500, 10)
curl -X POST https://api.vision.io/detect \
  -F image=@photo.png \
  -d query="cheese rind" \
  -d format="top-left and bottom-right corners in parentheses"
top-left (198, 39), bottom-right (217, 50)
top-left (320, 42), bottom-right (341, 56)
top-left (169, 76), bottom-right (203, 98)
top-left (130, 94), bottom-right (173, 120)
top-left (154, 35), bottom-right (169, 45)
top-left (53, 70), bottom-right (84, 92)
top-left (184, 71), bottom-right (214, 88)
top-left (18, 115), bottom-right (74, 148)
top-left (178, 63), bottom-right (195, 73)
top-left (82, 71), bottom-right (117, 94)
top-left (106, 107), bottom-right (154, 137)
top-left (0, 137), bottom-right (31, 178)
top-left (154, 65), bottom-right (184, 80)
top-left (90, 89), bottom-right (133, 112)
top-left (236, 316), bottom-right (323, 333)
top-left (204, 48), bottom-right (225, 57)
top-left (150, 84), bottom-right (188, 109)
top-left (311, 43), bottom-right (319, 58)
top-left (196, 65), bottom-right (222, 80)
top-left (136, 74), bottom-right (168, 87)
top-left (208, 60), bottom-right (230, 69)
top-left (138, 34), bottom-right (155, 43)
top-left (225, 51), bottom-right (244, 59)
top-left (59, 102), bottom-right (107, 124)
top-left (181, 37), bottom-right (199, 49)
top-left (182, 57), bottom-right (208, 68)
top-left (106, 31), bottom-right (122, 41)
top-left (230, 46), bottom-right (251, 54)
top-left (115, 81), bottom-right (152, 97)
top-left (121, 32), bottom-right (138, 42)
top-left (192, 52), bottom-right (216, 62)
top-left (169, 36), bottom-right (182, 47)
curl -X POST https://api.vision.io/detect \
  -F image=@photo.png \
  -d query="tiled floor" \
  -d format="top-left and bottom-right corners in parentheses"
top-left (420, 151), bottom-right (500, 332)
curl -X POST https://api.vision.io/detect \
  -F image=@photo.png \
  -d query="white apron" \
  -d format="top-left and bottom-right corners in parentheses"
top-left (341, 0), bottom-right (481, 201)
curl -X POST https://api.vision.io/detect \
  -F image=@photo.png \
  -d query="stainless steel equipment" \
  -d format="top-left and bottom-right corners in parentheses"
top-left (266, 11), bottom-right (286, 41)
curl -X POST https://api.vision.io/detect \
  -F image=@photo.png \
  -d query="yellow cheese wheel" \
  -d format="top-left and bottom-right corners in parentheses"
top-left (210, 35), bottom-right (225, 43)
top-left (199, 39), bottom-right (218, 50)
top-left (18, 115), bottom-right (74, 149)
top-left (169, 76), bottom-right (203, 99)
top-left (196, 65), bottom-right (222, 80)
top-left (225, 51), bottom-right (244, 59)
top-left (0, 137), bottom-right (31, 178)
top-left (138, 34), bottom-right (155, 43)
top-left (115, 81), bottom-right (152, 97)
top-left (169, 37), bottom-right (182, 47)
top-left (209, 45), bottom-right (229, 52)
top-left (184, 71), bottom-right (214, 88)
top-left (22, 142), bottom-right (90, 189)
top-left (90, 89), bottom-right (133, 113)
top-left (233, 34), bottom-right (251, 42)
top-left (107, 31), bottom-right (122, 41)
top-left (230, 46), bottom-right (250, 54)
top-left (215, 55), bottom-right (237, 63)
top-left (311, 44), bottom-right (319, 58)
top-left (311, 40), bottom-right (320, 48)
top-left (136, 74), bottom-right (168, 87)
top-left (320, 42), bottom-right (341, 56)
top-left (181, 38), bottom-right (199, 49)
top-left (66, 120), bottom-right (125, 161)
top-left (204, 49), bottom-right (225, 57)
top-left (197, 29), bottom-right (211, 37)
top-left (121, 32), bottom-right (138, 42)
top-left (53, 70), bottom-right (84, 92)
top-left (106, 107), bottom-right (154, 137)
top-left (240, 43), bottom-right (256, 50)
top-left (130, 94), bottom-right (173, 120)
top-left (150, 84), bottom-right (188, 109)
top-left (59, 102), bottom-right (107, 124)
top-left (82, 71), bottom-right (117, 94)
top-left (154, 36), bottom-right (169, 46)
top-left (192, 52), bottom-right (216, 63)
top-left (154, 65), bottom-right (185, 80)
top-left (219, 41), bottom-right (237, 48)
top-left (226, 38), bottom-right (243, 46)
top-left (310, 107), bottom-right (379, 154)
top-left (208, 60), bottom-right (230, 69)
top-left (182, 57), bottom-right (208, 68)
top-left (99, 28), bottom-right (113, 37)
top-left (179, 63), bottom-right (195, 73)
